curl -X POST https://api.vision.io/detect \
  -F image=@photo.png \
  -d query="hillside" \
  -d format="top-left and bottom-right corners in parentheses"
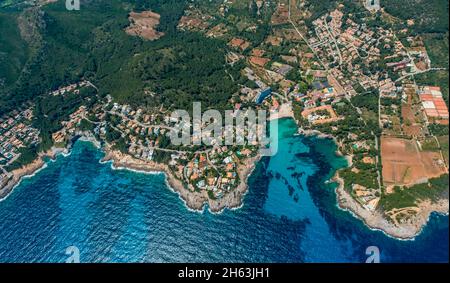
top-left (383, 0), bottom-right (449, 34)
top-left (0, 0), bottom-right (244, 115)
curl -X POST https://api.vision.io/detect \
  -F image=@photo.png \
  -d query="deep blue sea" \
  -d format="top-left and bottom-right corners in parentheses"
top-left (0, 118), bottom-right (448, 263)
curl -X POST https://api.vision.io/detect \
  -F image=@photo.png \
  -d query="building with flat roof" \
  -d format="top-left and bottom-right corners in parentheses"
top-left (419, 86), bottom-right (449, 121)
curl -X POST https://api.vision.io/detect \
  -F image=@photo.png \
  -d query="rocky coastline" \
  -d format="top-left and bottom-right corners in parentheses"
top-left (0, 129), bottom-right (261, 215)
top-left (333, 172), bottom-right (449, 240)
top-left (1, 127), bottom-right (447, 239)
top-left (101, 146), bottom-right (261, 213)
top-left (0, 146), bottom-right (69, 200)
top-left (300, 125), bottom-right (449, 240)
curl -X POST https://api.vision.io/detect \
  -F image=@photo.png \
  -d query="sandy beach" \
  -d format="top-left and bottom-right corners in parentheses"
top-left (269, 102), bottom-right (294, 120)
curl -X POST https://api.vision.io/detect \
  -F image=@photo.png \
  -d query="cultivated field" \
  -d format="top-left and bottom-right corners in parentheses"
top-left (381, 137), bottom-right (447, 190)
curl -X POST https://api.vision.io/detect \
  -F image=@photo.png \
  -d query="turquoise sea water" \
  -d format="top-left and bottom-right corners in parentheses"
top-left (0, 118), bottom-right (448, 262)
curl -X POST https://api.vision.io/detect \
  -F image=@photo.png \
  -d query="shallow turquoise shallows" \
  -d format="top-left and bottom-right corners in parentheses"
top-left (0, 118), bottom-right (448, 262)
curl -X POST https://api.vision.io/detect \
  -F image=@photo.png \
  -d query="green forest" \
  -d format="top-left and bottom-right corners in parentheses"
top-left (383, 0), bottom-right (449, 34)
top-left (379, 174), bottom-right (449, 211)
top-left (0, 0), bottom-right (244, 118)
top-left (0, 12), bottom-right (29, 88)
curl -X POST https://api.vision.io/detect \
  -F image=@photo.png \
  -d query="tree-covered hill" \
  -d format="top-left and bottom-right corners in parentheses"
top-left (383, 0), bottom-right (449, 34)
top-left (0, 0), bottom-right (244, 116)
top-left (0, 12), bottom-right (29, 89)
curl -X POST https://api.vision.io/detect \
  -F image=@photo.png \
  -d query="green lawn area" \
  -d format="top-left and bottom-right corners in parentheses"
top-left (361, 109), bottom-right (378, 125)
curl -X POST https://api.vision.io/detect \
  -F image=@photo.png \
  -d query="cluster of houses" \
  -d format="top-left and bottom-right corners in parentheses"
top-left (52, 107), bottom-right (88, 144)
top-left (407, 46), bottom-right (431, 72)
top-left (379, 78), bottom-right (400, 97)
top-left (307, 7), bottom-right (414, 99)
top-left (0, 108), bottom-right (40, 167)
top-left (183, 145), bottom-right (254, 197)
top-left (109, 103), bottom-right (168, 152)
top-left (88, 102), bottom-right (259, 197)
top-left (234, 38), bottom-right (346, 125)
top-left (50, 81), bottom-right (90, 96)
top-left (310, 8), bottom-right (385, 67)
top-left (177, 4), bottom-right (212, 32)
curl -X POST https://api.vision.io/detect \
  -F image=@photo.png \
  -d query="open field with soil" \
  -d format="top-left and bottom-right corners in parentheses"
top-left (381, 137), bottom-right (447, 189)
